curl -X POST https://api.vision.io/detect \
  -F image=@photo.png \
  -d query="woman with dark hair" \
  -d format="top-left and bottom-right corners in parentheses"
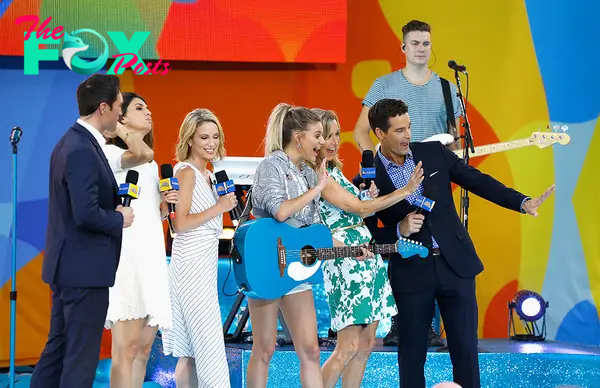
top-left (102, 92), bottom-right (178, 387)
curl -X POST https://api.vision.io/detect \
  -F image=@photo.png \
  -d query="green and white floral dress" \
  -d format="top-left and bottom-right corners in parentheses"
top-left (319, 166), bottom-right (398, 332)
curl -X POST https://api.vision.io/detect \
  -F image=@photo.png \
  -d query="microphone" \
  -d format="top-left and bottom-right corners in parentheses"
top-left (359, 150), bottom-right (376, 200)
top-left (448, 60), bottom-right (467, 74)
top-left (414, 195), bottom-right (435, 215)
top-left (9, 126), bottom-right (22, 145)
top-left (159, 164), bottom-right (179, 219)
top-left (214, 170), bottom-right (243, 224)
top-left (118, 170), bottom-right (140, 207)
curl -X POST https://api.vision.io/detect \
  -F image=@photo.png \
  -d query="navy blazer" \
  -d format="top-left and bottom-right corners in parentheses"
top-left (43, 122), bottom-right (124, 288)
top-left (356, 141), bottom-right (528, 280)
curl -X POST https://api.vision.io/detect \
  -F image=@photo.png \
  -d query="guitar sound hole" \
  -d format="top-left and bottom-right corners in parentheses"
top-left (300, 245), bottom-right (318, 266)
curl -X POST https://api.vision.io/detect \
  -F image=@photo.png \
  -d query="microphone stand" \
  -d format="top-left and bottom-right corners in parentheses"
top-left (8, 128), bottom-right (22, 388)
top-left (455, 70), bottom-right (474, 231)
top-left (438, 71), bottom-right (489, 354)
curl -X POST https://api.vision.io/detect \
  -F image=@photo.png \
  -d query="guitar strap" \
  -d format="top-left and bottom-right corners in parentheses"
top-left (440, 77), bottom-right (456, 135)
top-left (237, 187), bottom-right (254, 225)
top-left (229, 187), bottom-right (254, 263)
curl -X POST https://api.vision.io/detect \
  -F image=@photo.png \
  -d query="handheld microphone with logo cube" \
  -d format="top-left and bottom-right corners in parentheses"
top-left (359, 150), bottom-right (376, 200)
top-left (215, 170), bottom-right (244, 224)
top-left (160, 164), bottom-right (179, 219)
top-left (118, 170), bottom-right (140, 207)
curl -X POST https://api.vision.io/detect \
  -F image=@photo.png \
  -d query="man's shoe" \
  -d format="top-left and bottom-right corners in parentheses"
top-left (428, 325), bottom-right (445, 347)
top-left (383, 315), bottom-right (399, 346)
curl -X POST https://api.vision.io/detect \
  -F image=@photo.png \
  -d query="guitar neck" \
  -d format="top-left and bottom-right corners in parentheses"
top-left (453, 138), bottom-right (532, 159)
top-left (317, 244), bottom-right (397, 261)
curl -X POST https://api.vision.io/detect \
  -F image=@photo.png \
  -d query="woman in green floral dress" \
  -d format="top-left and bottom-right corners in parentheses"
top-left (313, 109), bottom-right (423, 388)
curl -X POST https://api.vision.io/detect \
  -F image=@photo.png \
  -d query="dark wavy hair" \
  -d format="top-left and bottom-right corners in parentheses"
top-left (106, 92), bottom-right (154, 150)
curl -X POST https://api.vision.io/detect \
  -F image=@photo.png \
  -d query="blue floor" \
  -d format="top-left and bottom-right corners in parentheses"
top-left (5, 259), bottom-right (599, 387)
top-left (143, 337), bottom-right (600, 388)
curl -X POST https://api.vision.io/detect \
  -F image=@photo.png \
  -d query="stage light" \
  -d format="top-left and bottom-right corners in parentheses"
top-left (508, 290), bottom-right (549, 341)
top-left (514, 290), bottom-right (546, 322)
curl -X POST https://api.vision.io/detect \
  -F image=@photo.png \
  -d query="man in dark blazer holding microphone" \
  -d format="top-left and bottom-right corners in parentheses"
top-left (30, 74), bottom-right (135, 388)
top-left (359, 99), bottom-right (555, 388)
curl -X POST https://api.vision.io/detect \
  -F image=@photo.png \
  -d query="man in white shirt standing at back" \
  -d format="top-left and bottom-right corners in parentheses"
top-left (353, 19), bottom-right (463, 347)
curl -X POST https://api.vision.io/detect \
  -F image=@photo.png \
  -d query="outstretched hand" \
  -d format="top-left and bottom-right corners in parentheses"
top-left (406, 161), bottom-right (424, 194)
top-left (522, 184), bottom-right (556, 217)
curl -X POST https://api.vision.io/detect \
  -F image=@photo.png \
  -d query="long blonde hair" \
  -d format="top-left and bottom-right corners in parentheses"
top-left (312, 108), bottom-right (343, 170)
top-left (175, 108), bottom-right (226, 162)
top-left (264, 103), bottom-right (321, 155)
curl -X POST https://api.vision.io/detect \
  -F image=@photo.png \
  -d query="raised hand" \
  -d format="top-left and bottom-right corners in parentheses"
top-left (316, 158), bottom-right (328, 189)
top-left (405, 161), bottom-right (424, 194)
top-left (522, 184), bottom-right (556, 217)
top-left (104, 122), bottom-right (125, 139)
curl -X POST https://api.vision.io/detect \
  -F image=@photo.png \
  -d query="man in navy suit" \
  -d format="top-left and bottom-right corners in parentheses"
top-left (30, 74), bottom-right (135, 388)
top-left (361, 99), bottom-right (554, 388)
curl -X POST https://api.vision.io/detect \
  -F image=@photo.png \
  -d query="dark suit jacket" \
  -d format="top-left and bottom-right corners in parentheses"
top-left (43, 122), bottom-right (123, 288)
top-left (355, 141), bottom-right (528, 283)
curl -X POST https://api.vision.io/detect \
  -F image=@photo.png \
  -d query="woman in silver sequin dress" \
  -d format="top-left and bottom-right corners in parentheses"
top-left (247, 103), bottom-right (373, 388)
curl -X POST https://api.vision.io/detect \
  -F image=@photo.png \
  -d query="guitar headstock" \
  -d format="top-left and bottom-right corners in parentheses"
top-left (529, 125), bottom-right (570, 149)
top-left (395, 238), bottom-right (429, 259)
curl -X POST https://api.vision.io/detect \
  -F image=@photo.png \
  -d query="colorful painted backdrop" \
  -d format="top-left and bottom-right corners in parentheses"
top-left (0, 0), bottom-right (347, 62)
top-left (1, 0), bottom-right (599, 367)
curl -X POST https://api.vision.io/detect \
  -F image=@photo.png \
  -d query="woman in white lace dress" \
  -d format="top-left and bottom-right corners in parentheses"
top-left (102, 92), bottom-right (178, 387)
top-left (161, 109), bottom-right (237, 388)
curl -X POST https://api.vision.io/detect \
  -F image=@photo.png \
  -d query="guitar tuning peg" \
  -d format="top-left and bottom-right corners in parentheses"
top-left (561, 125), bottom-right (568, 133)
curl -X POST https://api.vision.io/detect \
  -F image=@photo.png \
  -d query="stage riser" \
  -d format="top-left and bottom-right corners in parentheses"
top-left (226, 348), bottom-right (600, 388)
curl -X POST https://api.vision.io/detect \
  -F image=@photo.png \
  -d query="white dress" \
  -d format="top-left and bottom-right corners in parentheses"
top-left (102, 144), bottom-right (172, 331)
top-left (161, 162), bottom-right (230, 388)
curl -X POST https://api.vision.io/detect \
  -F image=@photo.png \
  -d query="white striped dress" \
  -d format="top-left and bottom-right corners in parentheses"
top-left (162, 162), bottom-right (230, 387)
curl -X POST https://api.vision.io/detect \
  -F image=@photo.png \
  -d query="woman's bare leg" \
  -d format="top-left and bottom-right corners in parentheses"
top-left (280, 290), bottom-right (324, 388)
top-left (320, 325), bottom-right (362, 388)
top-left (246, 298), bottom-right (281, 388)
top-left (342, 321), bottom-right (378, 388)
top-left (131, 324), bottom-right (158, 387)
top-left (110, 319), bottom-right (145, 388)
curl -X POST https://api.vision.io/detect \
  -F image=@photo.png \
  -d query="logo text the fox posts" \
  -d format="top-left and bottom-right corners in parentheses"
top-left (16, 15), bottom-right (171, 75)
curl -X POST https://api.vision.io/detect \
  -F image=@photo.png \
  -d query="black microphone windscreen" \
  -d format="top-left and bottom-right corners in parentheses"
top-left (215, 170), bottom-right (229, 183)
top-left (125, 170), bottom-right (139, 185)
top-left (160, 164), bottom-right (173, 179)
top-left (362, 150), bottom-right (374, 166)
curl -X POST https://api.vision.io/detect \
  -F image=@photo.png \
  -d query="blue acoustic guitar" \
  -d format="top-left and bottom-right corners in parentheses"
top-left (232, 217), bottom-right (429, 300)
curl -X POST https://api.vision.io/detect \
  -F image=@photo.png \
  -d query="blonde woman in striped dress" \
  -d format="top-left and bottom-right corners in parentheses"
top-left (162, 109), bottom-right (237, 388)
